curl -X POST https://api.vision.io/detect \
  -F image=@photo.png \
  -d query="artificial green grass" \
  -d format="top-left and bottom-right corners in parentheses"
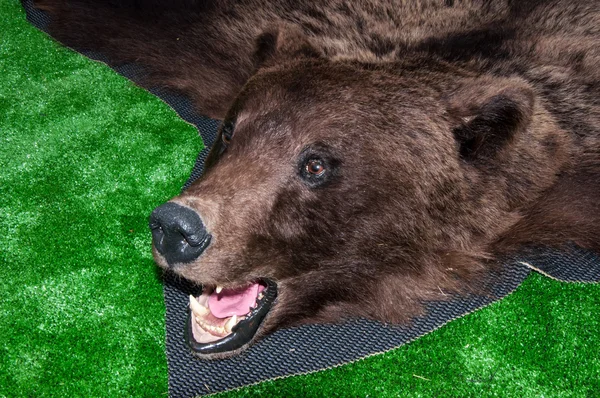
top-left (1, 0), bottom-right (201, 395)
top-left (1, 0), bottom-right (599, 396)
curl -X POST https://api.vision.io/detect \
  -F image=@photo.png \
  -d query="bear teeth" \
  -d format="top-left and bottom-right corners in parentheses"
top-left (224, 314), bottom-right (237, 333)
top-left (194, 314), bottom-right (243, 337)
top-left (190, 294), bottom-right (246, 336)
top-left (189, 295), bottom-right (209, 317)
top-left (195, 316), bottom-right (226, 336)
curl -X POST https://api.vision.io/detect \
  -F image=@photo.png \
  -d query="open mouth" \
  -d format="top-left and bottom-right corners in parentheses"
top-left (185, 279), bottom-right (277, 356)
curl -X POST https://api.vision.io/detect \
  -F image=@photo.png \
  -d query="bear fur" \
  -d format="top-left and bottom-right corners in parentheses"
top-left (34, 0), bottom-right (600, 355)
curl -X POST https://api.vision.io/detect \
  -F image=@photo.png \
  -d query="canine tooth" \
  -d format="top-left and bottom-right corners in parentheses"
top-left (216, 286), bottom-right (223, 294)
top-left (224, 315), bottom-right (238, 333)
top-left (189, 295), bottom-right (209, 316)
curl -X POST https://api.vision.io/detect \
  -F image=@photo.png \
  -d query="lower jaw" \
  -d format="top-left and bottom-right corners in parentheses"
top-left (185, 279), bottom-right (277, 357)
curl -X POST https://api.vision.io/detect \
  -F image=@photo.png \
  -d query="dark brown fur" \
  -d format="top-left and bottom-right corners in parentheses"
top-left (34, 0), bottom-right (600, 349)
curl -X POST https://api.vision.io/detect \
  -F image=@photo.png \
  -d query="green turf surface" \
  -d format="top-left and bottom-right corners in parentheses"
top-left (1, 0), bottom-right (199, 395)
top-left (1, 0), bottom-right (599, 396)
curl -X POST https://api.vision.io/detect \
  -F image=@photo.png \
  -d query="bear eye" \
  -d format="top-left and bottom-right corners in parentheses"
top-left (222, 132), bottom-right (231, 144)
top-left (305, 159), bottom-right (325, 176)
top-left (298, 145), bottom-right (339, 187)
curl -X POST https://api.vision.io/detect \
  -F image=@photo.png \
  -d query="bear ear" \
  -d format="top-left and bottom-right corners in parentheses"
top-left (254, 23), bottom-right (323, 69)
top-left (447, 79), bottom-right (535, 163)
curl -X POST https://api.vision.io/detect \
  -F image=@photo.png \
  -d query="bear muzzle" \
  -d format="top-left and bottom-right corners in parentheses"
top-left (149, 202), bottom-right (211, 266)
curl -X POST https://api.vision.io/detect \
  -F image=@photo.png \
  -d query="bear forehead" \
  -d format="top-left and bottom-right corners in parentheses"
top-left (238, 61), bottom-right (444, 115)
top-left (230, 62), bottom-right (451, 145)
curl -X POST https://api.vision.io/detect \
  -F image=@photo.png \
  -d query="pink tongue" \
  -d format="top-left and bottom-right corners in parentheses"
top-left (208, 283), bottom-right (265, 318)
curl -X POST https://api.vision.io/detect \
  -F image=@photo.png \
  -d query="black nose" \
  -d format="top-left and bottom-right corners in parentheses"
top-left (149, 202), bottom-right (211, 266)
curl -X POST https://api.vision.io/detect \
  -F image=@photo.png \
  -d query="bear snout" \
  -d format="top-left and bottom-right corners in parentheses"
top-left (149, 202), bottom-right (211, 267)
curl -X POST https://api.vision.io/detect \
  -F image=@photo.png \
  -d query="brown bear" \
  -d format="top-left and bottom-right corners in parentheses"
top-left (34, 0), bottom-right (600, 358)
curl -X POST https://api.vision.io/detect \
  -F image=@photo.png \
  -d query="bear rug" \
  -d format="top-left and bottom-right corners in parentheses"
top-left (15, 1), bottom-right (600, 397)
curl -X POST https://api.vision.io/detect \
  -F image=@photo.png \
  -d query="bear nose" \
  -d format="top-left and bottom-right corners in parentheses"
top-left (149, 202), bottom-right (211, 267)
